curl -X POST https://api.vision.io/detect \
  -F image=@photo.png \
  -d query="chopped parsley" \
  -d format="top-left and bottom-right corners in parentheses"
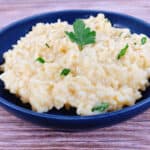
top-left (65, 19), bottom-right (96, 50)
top-left (117, 44), bottom-right (129, 60)
top-left (36, 57), bottom-right (45, 64)
top-left (92, 102), bottom-right (109, 112)
top-left (45, 43), bottom-right (50, 48)
top-left (119, 32), bottom-right (123, 37)
top-left (141, 37), bottom-right (147, 45)
top-left (60, 68), bottom-right (71, 76)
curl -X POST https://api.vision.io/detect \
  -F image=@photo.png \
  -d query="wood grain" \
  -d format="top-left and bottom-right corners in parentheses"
top-left (0, 0), bottom-right (150, 149)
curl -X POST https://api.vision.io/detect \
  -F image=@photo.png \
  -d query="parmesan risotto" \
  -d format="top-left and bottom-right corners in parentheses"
top-left (1, 14), bottom-right (150, 115)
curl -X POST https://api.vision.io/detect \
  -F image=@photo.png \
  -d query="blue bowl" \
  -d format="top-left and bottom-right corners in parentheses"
top-left (0, 10), bottom-right (150, 129)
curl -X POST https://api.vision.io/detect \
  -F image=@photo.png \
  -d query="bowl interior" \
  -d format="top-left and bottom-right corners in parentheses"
top-left (0, 10), bottom-right (150, 116)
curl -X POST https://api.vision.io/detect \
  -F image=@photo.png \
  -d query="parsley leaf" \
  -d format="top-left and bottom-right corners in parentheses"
top-left (65, 19), bottom-right (96, 50)
top-left (36, 57), bottom-right (45, 64)
top-left (60, 68), bottom-right (71, 76)
top-left (117, 44), bottom-right (129, 60)
top-left (119, 32), bottom-right (123, 37)
top-left (45, 43), bottom-right (50, 48)
top-left (141, 37), bottom-right (147, 45)
top-left (92, 102), bottom-right (109, 112)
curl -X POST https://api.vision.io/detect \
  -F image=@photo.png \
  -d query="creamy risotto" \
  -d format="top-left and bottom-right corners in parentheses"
top-left (1, 14), bottom-right (150, 115)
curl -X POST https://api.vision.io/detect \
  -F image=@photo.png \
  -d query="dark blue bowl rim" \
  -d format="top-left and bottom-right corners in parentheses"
top-left (0, 10), bottom-right (150, 121)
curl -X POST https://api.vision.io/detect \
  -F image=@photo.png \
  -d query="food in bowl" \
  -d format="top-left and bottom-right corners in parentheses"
top-left (0, 14), bottom-right (150, 116)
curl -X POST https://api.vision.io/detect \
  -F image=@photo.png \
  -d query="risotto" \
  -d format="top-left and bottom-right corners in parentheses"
top-left (1, 14), bottom-right (150, 115)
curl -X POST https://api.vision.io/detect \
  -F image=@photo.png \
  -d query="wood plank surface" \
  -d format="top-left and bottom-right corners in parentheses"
top-left (0, 0), bottom-right (150, 149)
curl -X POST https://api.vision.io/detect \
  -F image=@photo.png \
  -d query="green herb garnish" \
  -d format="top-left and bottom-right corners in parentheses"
top-left (119, 32), bottom-right (123, 37)
top-left (36, 57), bottom-right (45, 64)
top-left (117, 44), bottom-right (129, 60)
top-left (60, 68), bottom-right (71, 76)
top-left (141, 37), bottom-right (147, 45)
top-left (92, 102), bottom-right (109, 112)
top-left (65, 19), bottom-right (96, 50)
top-left (45, 43), bottom-right (50, 48)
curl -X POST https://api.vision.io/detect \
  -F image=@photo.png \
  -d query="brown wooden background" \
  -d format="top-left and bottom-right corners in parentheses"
top-left (0, 0), bottom-right (150, 149)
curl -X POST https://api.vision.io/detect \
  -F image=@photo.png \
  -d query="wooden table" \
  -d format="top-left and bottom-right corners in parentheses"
top-left (0, 0), bottom-right (150, 149)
